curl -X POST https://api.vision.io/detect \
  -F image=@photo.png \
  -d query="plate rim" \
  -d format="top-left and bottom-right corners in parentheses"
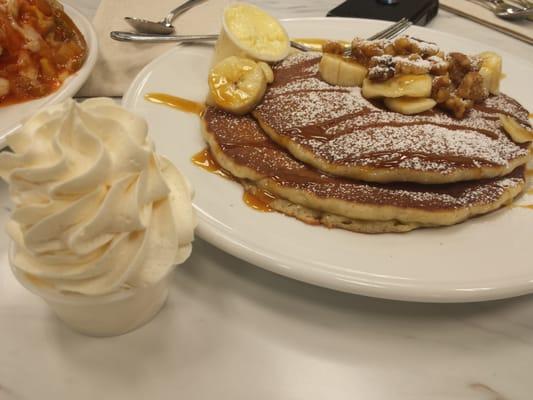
top-left (0, 2), bottom-right (99, 139)
top-left (123, 17), bottom-right (533, 303)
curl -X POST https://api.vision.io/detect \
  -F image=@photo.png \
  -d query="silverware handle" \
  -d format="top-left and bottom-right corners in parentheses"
top-left (164, 0), bottom-right (207, 25)
top-left (502, 7), bottom-right (533, 15)
top-left (110, 31), bottom-right (218, 43)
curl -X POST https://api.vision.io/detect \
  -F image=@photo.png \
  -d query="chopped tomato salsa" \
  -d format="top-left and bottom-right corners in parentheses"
top-left (0, 0), bottom-right (87, 106)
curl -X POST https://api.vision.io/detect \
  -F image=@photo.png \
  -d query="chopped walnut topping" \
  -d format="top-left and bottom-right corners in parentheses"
top-left (350, 38), bottom-right (386, 65)
top-left (411, 38), bottom-right (440, 57)
top-left (431, 75), bottom-right (451, 103)
top-left (455, 71), bottom-right (488, 101)
top-left (395, 55), bottom-right (431, 75)
top-left (442, 94), bottom-right (473, 119)
top-left (447, 52), bottom-right (479, 85)
top-left (392, 36), bottom-right (419, 56)
top-left (392, 36), bottom-right (439, 57)
top-left (322, 41), bottom-right (345, 55)
top-left (367, 54), bottom-right (432, 82)
top-left (323, 35), bottom-right (492, 119)
top-left (368, 55), bottom-right (395, 81)
top-left (428, 56), bottom-right (449, 75)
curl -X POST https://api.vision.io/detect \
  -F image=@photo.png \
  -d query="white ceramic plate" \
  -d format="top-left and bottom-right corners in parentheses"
top-left (123, 18), bottom-right (533, 303)
top-left (0, 3), bottom-right (98, 138)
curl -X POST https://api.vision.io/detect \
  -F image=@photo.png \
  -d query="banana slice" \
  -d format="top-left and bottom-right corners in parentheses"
top-left (319, 53), bottom-right (367, 87)
top-left (499, 114), bottom-right (533, 143)
top-left (362, 74), bottom-right (432, 99)
top-left (319, 53), bottom-right (340, 86)
top-left (478, 51), bottom-right (502, 95)
top-left (258, 61), bottom-right (274, 83)
top-left (208, 56), bottom-right (267, 115)
top-left (384, 97), bottom-right (437, 115)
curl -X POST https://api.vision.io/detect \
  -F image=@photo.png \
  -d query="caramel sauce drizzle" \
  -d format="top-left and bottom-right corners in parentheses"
top-left (191, 148), bottom-right (275, 212)
top-left (144, 93), bottom-right (276, 212)
top-left (145, 93), bottom-right (205, 116)
top-left (191, 148), bottom-right (232, 179)
top-left (147, 89), bottom-right (532, 214)
top-left (292, 38), bottom-right (350, 52)
top-left (146, 92), bottom-right (275, 213)
top-left (243, 189), bottom-right (275, 212)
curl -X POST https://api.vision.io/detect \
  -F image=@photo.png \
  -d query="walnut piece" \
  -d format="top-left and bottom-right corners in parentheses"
top-left (431, 75), bottom-right (451, 103)
top-left (395, 54), bottom-right (431, 75)
top-left (442, 94), bottom-right (473, 119)
top-left (367, 55), bottom-right (395, 81)
top-left (322, 41), bottom-right (345, 55)
top-left (455, 71), bottom-right (488, 101)
top-left (328, 35), bottom-right (492, 119)
top-left (447, 52), bottom-right (479, 85)
top-left (351, 38), bottom-right (386, 66)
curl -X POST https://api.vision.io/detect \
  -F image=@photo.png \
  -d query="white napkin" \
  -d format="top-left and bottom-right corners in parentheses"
top-left (440, 0), bottom-right (533, 46)
top-left (78, 0), bottom-right (231, 97)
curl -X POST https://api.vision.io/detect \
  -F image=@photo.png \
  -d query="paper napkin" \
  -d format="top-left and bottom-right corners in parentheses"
top-left (78, 0), bottom-right (231, 97)
top-left (440, 0), bottom-right (533, 46)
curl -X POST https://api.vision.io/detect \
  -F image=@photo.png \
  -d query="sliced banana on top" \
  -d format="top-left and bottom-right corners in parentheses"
top-left (499, 114), bottom-right (533, 143)
top-left (258, 61), bottom-right (274, 83)
top-left (362, 74), bottom-right (433, 99)
top-left (478, 51), bottom-right (502, 96)
top-left (319, 53), bottom-right (368, 87)
top-left (208, 56), bottom-right (268, 115)
top-left (384, 97), bottom-right (437, 115)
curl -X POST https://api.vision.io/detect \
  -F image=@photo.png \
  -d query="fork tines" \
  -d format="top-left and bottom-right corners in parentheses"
top-left (368, 17), bottom-right (413, 41)
top-left (291, 18), bottom-right (412, 54)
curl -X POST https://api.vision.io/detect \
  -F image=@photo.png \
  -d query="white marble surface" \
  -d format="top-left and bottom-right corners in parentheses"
top-left (2, 1), bottom-right (533, 399)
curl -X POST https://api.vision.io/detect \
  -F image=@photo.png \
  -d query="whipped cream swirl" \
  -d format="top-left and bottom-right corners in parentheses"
top-left (0, 98), bottom-right (195, 296)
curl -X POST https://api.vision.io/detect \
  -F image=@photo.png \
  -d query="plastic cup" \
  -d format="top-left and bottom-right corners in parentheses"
top-left (9, 246), bottom-right (172, 337)
top-left (210, 2), bottom-right (290, 67)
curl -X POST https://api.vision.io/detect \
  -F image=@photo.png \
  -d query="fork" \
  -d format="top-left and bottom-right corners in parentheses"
top-left (110, 18), bottom-right (413, 48)
top-left (467, 0), bottom-right (533, 18)
top-left (290, 18), bottom-right (413, 53)
top-left (508, 0), bottom-right (533, 19)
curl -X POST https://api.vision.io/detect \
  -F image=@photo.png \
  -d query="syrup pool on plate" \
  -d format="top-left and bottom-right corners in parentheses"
top-left (146, 93), bottom-right (276, 213)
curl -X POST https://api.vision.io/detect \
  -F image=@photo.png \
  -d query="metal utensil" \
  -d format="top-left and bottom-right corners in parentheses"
top-left (467, 0), bottom-right (533, 19)
top-left (125, 0), bottom-right (206, 35)
top-left (367, 17), bottom-right (412, 40)
top-left (495, 6), bottom-right (533, 18)
top-left (111, 31), bottom-right (218, 43)
top-left (111, 18), bottom-right (413, 49)
top-left (511, 0), bottom-right (533, 19)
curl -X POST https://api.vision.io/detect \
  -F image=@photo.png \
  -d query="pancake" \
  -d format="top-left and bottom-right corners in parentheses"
top-left (252, 52), bottom-right (531, 184)
top-left (202, 106), bottom-right (526, 233)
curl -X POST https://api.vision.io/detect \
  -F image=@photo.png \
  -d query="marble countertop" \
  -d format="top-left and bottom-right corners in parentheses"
top-left (1, 1), bottom-right (533, 399)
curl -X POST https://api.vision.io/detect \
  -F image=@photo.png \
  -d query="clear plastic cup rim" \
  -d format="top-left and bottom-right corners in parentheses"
top-left (8, 243), bottom-right (173, 306)
top-left (221, 2), bottom-right (290, 63)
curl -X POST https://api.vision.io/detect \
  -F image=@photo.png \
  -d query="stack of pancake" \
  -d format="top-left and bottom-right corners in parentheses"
top-left (202, 52), bottom-right (531, 233)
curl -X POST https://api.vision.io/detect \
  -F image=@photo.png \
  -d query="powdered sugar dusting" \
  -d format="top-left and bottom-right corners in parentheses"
top-left (276, 51), bottom-right (321, 69)
top-left (267, 77), bottom-right (332, 97)
top-left (316, 124), bottom-right (517, 172)
top-left (254, 54), bottom-right (530, 174)
top-left (204, 106), bottom-right (525, 211)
